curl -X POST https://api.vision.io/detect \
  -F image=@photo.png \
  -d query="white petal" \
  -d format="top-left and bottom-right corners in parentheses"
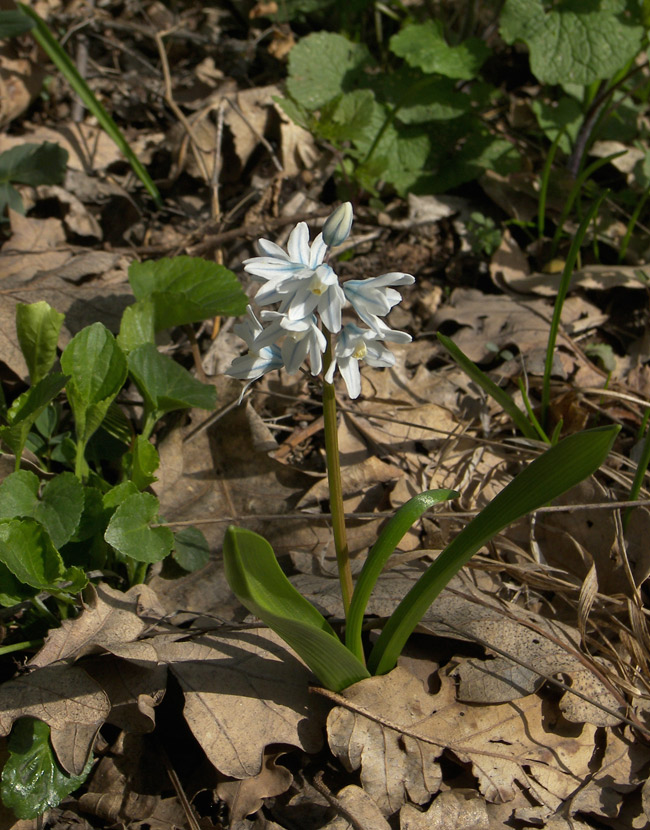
top-left (287, 222), bottom-right (311, 264)
top-left (339, 356), bottom-right (361, 398)
top-left (309, 232), bottom-right (328, 268)
top-left (256, 238), bottom-right (290, 259)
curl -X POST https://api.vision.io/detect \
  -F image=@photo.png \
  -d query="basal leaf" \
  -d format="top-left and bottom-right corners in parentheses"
top-left (1, 718), bottom-right (92, 820)
top-left (224, 526), bottom-right (369, 691)
top-left (16, 301), bottom-right (64, 384)
top-left (127, 343), bottom-right (217, 416)
top-left (130, 435), bottom-right (160, 491)
top-left (0, 180), bottom-right (24, 216)
top-left (390, 20), bottom-right (490, 79)
top-left (128, 257), bottom-right (247, 330)
top-left (0, 518), bottom-right (65, 590)
top-left (500, 0), bottom-right (644, 85)
top-left (0, 142), bottom-right (68, 187)
top-left (104, 492), bottom-right (174, 563)
top-left (172, 526), bottom-right (210, 573)
top-left (368, 425), bottom-right (620, 675)
top-left (286, 31), bottom-right (374, 110)
top-left (0, 560), bottom-right (35, 606)
top-left (0, 373), bottom-right (68, 462)
top-left (102, 481), bottom-right (139, 510)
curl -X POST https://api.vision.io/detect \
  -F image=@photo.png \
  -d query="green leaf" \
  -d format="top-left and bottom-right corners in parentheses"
top-left (130, 435), bottom-right (160, 490)
top-left (437, 333), bottom-right (539, 440)
top-left (0, 142), bottom-right (68, 187)
top-left (104, 492), bottom-right (174, 563)
top-left (0, 560), bottom-right (35, 606)
top-left (32, 473), bottom-right (84, 548)
top-left (60, 323), bottom-right (127, 459)
top-left (127, 344), bottom-right (217, 419)
top-left (172, 526), bottom-right (210, 573)
top-left (500, 0), bottom-right (644, 85)
top-left (0, 180), bottom-right (24, 216)
top-left (346, 489), bottom-right (457, 662)
top-left (0, 518), bottom-right (66, 590)
top-left (128, 257), bottom-right (247, 330)
top-left (286, 32), bottom-right (374, 110)
top-left (102, 481), bottom-right (139, 510)
top-left (16, 301), bottom-right (65, 384)
top-left (117, 299), bottom-right (156, 353)
top-left (0, 372), bottom-right (68, 462)
top-left (390, 20), bottom-right (490, 79)
top-left (0, 9), bottom-right (34, 38)
top-left (530, 95), bottom-right (582, 153)
top-left (1, 718), bottom-right (92, 819)
top-left (368, 425), bottom-right (621, 675)
top-left (224, 526), bottom-right (370, 691)
top-left (0, 471), bottom-right (39, 519)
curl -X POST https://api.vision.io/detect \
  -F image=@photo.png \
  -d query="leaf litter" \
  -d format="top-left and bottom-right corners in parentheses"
top-left (1, 2), bottom-right (650, 828)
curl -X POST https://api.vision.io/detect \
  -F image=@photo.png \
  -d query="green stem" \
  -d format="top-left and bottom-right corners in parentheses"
top-left (0, 639), bottom-right (43, 656)
top-left (624, 407), bottom-right (650, 531)
top-left (74, 439), bottom-right (86, 480)
top-left (322, 339), bottom-right (353, 614)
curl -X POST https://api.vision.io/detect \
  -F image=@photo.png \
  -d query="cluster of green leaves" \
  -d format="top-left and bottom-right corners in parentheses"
top-left (0, 256), bottom-right (246, 612)
top-left (277, 26), bottom-right (518, 196)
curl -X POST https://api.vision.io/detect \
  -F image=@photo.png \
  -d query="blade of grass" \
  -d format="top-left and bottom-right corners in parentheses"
top-left (538, 128), bottom-right (564, 239)
top-left (624, 407), bottom-right (650, 530)
top-left (541, 192), bottom-right (607, 428)
top-left (437, 333), bottom-right (538, 440)
top-left (17, 4), bottom-right (163, 208)
top-left (367, 425), bottom-right (620, 675)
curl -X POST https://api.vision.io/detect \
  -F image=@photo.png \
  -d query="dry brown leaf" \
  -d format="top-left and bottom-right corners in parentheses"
top-left (399, 790), bottom-right (490, 830)
top-left (153, 628), bottom-right (324, 779)
top-left (1, 210), bottom-right (69, 282)
top-left (328, 667), bottom-right (599, 815)
top-left (37, 185), bottom-right (103, 240)
top-left (0, 664), bottom-right (110, 774)
top-left (0, 43), bottom-right (44, 128)
top-left (0, 123), bottom-right (123, 172)
top-left (502, 264), bottom-right (646, 295)
top-left (216, 751), bottom-right (293, 821)
top-left (319, 784), bottom-right (392, 830)
top-left (29, 583), bottom-right (166, 668)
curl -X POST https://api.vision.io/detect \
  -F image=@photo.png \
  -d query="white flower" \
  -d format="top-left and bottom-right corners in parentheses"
top-left (343, 272), bottom-right (414, 334)
top-left (322, 202), bottom-right (353, 248)
top-left (244, 222), bottom-right (328, 306)
top-left (261, 311), bottom-right (327, 375)
top-left (324, 324), bottom-right (397, 399)
top-left (226, 306), bottom-right (284, 401)
top-left (279, 263), bottom-right (345, 333)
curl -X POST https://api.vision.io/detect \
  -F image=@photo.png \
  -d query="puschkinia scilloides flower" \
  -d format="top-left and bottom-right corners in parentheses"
top-left (226, 203), bottom-right (414, 400)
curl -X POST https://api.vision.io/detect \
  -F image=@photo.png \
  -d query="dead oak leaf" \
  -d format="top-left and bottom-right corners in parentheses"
top-left (152, 627), bottom-right (325, 779)
top-left (327, 667), bottom-right (598, 813)
top-left (216, 751), bottom-right (293, 821)
top-left (0, 663), bottom-right (110, 775)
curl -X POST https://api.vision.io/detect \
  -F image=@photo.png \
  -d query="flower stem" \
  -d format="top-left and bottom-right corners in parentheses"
top-left (323, 340), bottom-right (353, 614)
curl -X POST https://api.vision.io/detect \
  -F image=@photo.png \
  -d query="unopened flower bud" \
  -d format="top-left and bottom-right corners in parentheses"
top-left (322, 202), bottom-right (353, 248)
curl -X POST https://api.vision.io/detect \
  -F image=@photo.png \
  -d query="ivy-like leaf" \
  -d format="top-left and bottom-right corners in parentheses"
top-left (390, 20), bottom-right (490, 79)
top-left (172, 526), bottom-right (210, 573)
top-left (117, 298), bottom-right (156, 353)
top-left (0, 518), bottom-right (65, 590)
top-left (500, 0), bottom-right (644, 85)
top-left (0, 142), bottom-right (68, 187)
top-left (16, 301), bottom-right (65, 385)
top-left (128, 257), bottom-right (247, 330)
top-left (104, 492), bottom-right (174, 563)
top-left (285, 31), bottom-right (374, 110)
top-left (1, 718), bottom-right (92, 819)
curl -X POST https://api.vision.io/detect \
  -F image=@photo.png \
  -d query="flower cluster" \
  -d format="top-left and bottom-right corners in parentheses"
top-left (227, 203), bottom-right (414, 400)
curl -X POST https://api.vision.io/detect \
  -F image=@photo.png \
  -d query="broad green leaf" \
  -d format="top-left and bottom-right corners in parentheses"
top-left (104, 492), bottom-right (174, 563)
top-left (128, 257), bottom-right (247, 330)
top-left (437, 333), bottom-right (539, 440)
top-left (103, 481), bottom-right (139, 510)
top-left (346, 489), bottom-right (457, 662)
top-left (117, 299), bottom-right (156, 352)
top-left (61, 323), bottom-right (127, 449)
top-left (172, 526), bottom-right (210, 573)
top-left (317, 90), bottom-right (377, 144)
top-left (286, 32), bottom-right (374, 110)
top-left (130, 435), bottom-right (159, 490)
top-left (0, 470), bottom-right (83, 548)
top-left (0, 142), bottom-right (68, 187)
top-left (224, 527), bottom-right (369, 691)
top-left (368, 425), bottom-right (620, 675)
top-left (1, 718), bottom-right (92, 819)
top-left (0, 180), bottom-right (24, 216)
top-left (0, 518), bottom-right (65, 590)
top-left (390, 20), bottom-right (490, 79)
top-left (0, 470), bottom-right (39, 519)
top-left (0, 372), bottom-right (68, 462)
top-left (127, 344), bottom-right (217, 419)
top-left (16, 301), bottom-right (65, 385)
top-left (500, 0), bottom-right (644, 85)
top-left (530, 95), bottom-right (582, 153)
top-left (32, 473), bottom-right (84, 548)
top-left (0, 9), bottom-right (34, 38)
